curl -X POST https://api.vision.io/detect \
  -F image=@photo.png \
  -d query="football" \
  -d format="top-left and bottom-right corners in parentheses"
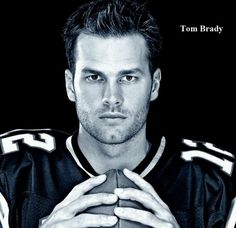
top-left (85, 169), bottom-right (150, 227)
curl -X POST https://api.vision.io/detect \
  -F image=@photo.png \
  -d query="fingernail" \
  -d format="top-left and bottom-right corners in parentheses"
top-left (97, 174), bottom-right (106, 180)
top-left (108, 194), bottom-right (118, 201)
top-left (108, 216), bottom-right (118, 224)
top-left (123, 168), bottom-right (131, 174)
top-left (114, 207), bottom-right (122, 215)
top-left (114, 188), bottom-right (123, 195)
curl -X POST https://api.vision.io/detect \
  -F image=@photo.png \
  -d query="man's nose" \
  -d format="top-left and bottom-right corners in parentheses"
top-left (102, 82), bottom-right (123, 107)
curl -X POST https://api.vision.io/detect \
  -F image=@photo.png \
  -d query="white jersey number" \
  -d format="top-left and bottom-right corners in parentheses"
top-left (181, 139), bottom-right (234, 176)
top-left (1, 133), bottom-right (55, 154)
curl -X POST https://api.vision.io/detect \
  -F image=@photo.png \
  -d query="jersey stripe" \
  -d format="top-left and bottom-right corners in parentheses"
top-left (0, 193), bottom-right (9, 228)
top-left (140, 136), bottom-right (166, 178)
top-left (0, 128), bottom-right (52, 137)
top-left (183, 139), bottom-right (198, 147)
top-left (225, 197), bottom-right (236, 228)
top-left (66, 136), bottom-right (94, 177)
top-left (203, 142), bottom-right (235, 158)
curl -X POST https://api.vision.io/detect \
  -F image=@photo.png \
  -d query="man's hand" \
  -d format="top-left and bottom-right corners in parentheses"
top-left (39, 174), bottom-right (118, 227)
top-left (114, 169), bottom-right (179, 228)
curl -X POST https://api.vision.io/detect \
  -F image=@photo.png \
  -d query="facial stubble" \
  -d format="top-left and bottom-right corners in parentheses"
top-left (76, 98), bottom-right (151, 145)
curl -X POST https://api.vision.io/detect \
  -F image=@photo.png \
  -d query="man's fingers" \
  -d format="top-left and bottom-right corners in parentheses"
top-left (65, 174), bottom-right (106, 200)
top-left (44, 214), bottom-right (118, 228)
top-left (75, 213), bottom-right (118, 227)
top-left (123, 168), bottom-right (169, 209)
top-left (123, 168), bottom-right (156, 195)
top-left (114, 187), bottom-right (168, 216)
top-left (114, 207), bottom-right (164, 228)
top-left (66, 193), bottom-right (118, 216)
top-left (48, 193), bottom-right (118, 222)
top-left (54, 174), bottom-right (106, 210)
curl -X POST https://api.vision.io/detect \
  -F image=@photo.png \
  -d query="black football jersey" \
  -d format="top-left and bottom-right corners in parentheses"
top-left (0, 129), bottom-right (235, 228)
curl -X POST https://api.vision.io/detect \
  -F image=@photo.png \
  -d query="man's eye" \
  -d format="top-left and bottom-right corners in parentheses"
top-left (120, 75), bottom-right (137, 82)
top-left (86, 75), bottom-right (104, 82)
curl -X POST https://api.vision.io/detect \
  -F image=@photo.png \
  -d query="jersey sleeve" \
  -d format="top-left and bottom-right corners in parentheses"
top-left (0, 128), bottom-right (68, 228)
top-left (180, 138), bottom-right (236, 227)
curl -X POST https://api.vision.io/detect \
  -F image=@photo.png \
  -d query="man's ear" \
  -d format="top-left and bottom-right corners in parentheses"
top-left (65, 69), bottom-right (75, 102)
top-left (150, 68), bottom-right (161, 101)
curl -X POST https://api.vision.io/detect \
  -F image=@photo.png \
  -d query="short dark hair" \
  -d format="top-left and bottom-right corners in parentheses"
top-left (63, 0), bottom-right (162, 75)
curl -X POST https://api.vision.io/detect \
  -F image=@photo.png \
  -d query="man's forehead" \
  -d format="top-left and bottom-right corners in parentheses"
top-left (75, 33), bottom-right (148, 63)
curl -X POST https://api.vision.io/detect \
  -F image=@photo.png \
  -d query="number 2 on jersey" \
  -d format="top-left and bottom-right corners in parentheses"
top-left (1, 133), bottom-right (55, 153)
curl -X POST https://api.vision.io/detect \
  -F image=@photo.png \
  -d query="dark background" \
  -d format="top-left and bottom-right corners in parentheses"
top-left (0, 1), bottom-right (234, 151)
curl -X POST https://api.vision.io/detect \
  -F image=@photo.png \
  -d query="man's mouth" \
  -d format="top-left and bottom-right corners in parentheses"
top-left (99, 113), bottom-right (126, 119)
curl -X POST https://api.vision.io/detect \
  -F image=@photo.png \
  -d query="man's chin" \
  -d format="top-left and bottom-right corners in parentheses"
top-left (95, 134), bottom-right (128, 145)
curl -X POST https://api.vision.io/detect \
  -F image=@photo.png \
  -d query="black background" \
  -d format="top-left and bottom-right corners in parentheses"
top-left (0, 1), bottom-right (235, 151)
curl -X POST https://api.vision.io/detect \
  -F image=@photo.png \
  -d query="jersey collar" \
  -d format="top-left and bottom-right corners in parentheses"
top-left (66, 131), bottom-right (166, 178)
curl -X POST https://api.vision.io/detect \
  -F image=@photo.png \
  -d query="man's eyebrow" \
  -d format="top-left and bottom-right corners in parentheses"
top-left (82, 68), bottom-right (105, 77)
top-left (81, 67), bottom-right (144, 76)
top-left (118, 68), bottom-right (144, 75)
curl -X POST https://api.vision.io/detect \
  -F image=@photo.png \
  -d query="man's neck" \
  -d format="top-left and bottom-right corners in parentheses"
top-left (78, 125), bottom-right (150, 174)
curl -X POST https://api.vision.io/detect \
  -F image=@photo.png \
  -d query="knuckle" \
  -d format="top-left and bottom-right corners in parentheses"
top-left (142, 191), bottom-right (154, 202)
top-left (157, 212), bottom-right (178, 228)
top-left (100, 193), bottom-right (117, 201)
top-left (72, 178), bottom-right (95, 195)
top-left (54, 209), bottom-right (64, 219)
top-left (77, 213), bottom-right (88, 220)
top-left (82, 192), bottom-right (103, 202)
top-left (76, 213), bottom-right (87, 226)
top-left (53, 202), bottom-right (65, 212)
top-left (101, 215), bottom-right (117, 226)
top-left (146, 183), bottom-right (155, 192)
top-left (100, 192), bottom-right (111, 198)
top-left (70, 183), bottom-right (83, 195)
top-left (163, 210), bottom-right (175, 221)
top-left (80, 194), bottom-right (98, 206)
top-left (163, 203), bottom-right (170, 210)
top-left (142, 211), bottom-right (154, 221)
top-left (98, 214), bottom-right (108, 222)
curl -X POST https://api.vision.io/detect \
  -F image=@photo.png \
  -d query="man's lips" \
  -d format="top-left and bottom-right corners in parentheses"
top-left (99, 113), bottom-right (126, 119)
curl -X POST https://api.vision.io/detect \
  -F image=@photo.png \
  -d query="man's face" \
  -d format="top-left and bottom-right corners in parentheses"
top-left (65, 34), bottom-right (160, 144)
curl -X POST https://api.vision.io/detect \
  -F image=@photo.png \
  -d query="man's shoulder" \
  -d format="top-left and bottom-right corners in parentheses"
top-left (0, 129), bottom-right (85, 206)
top-left (149, 136), bottom-right (236, 214)
top-left (153, 135), bottom-right (235, 227)
top-left (0, 129), bottom-right (77, 190)
top-left (0, 128), bottom-right (70, 156)
top-left (163, 135), bottom-right (236, 178)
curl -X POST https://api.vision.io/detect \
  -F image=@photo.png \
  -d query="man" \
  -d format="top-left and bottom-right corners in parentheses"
top-left (0, 0), bottom-right (235, 227)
